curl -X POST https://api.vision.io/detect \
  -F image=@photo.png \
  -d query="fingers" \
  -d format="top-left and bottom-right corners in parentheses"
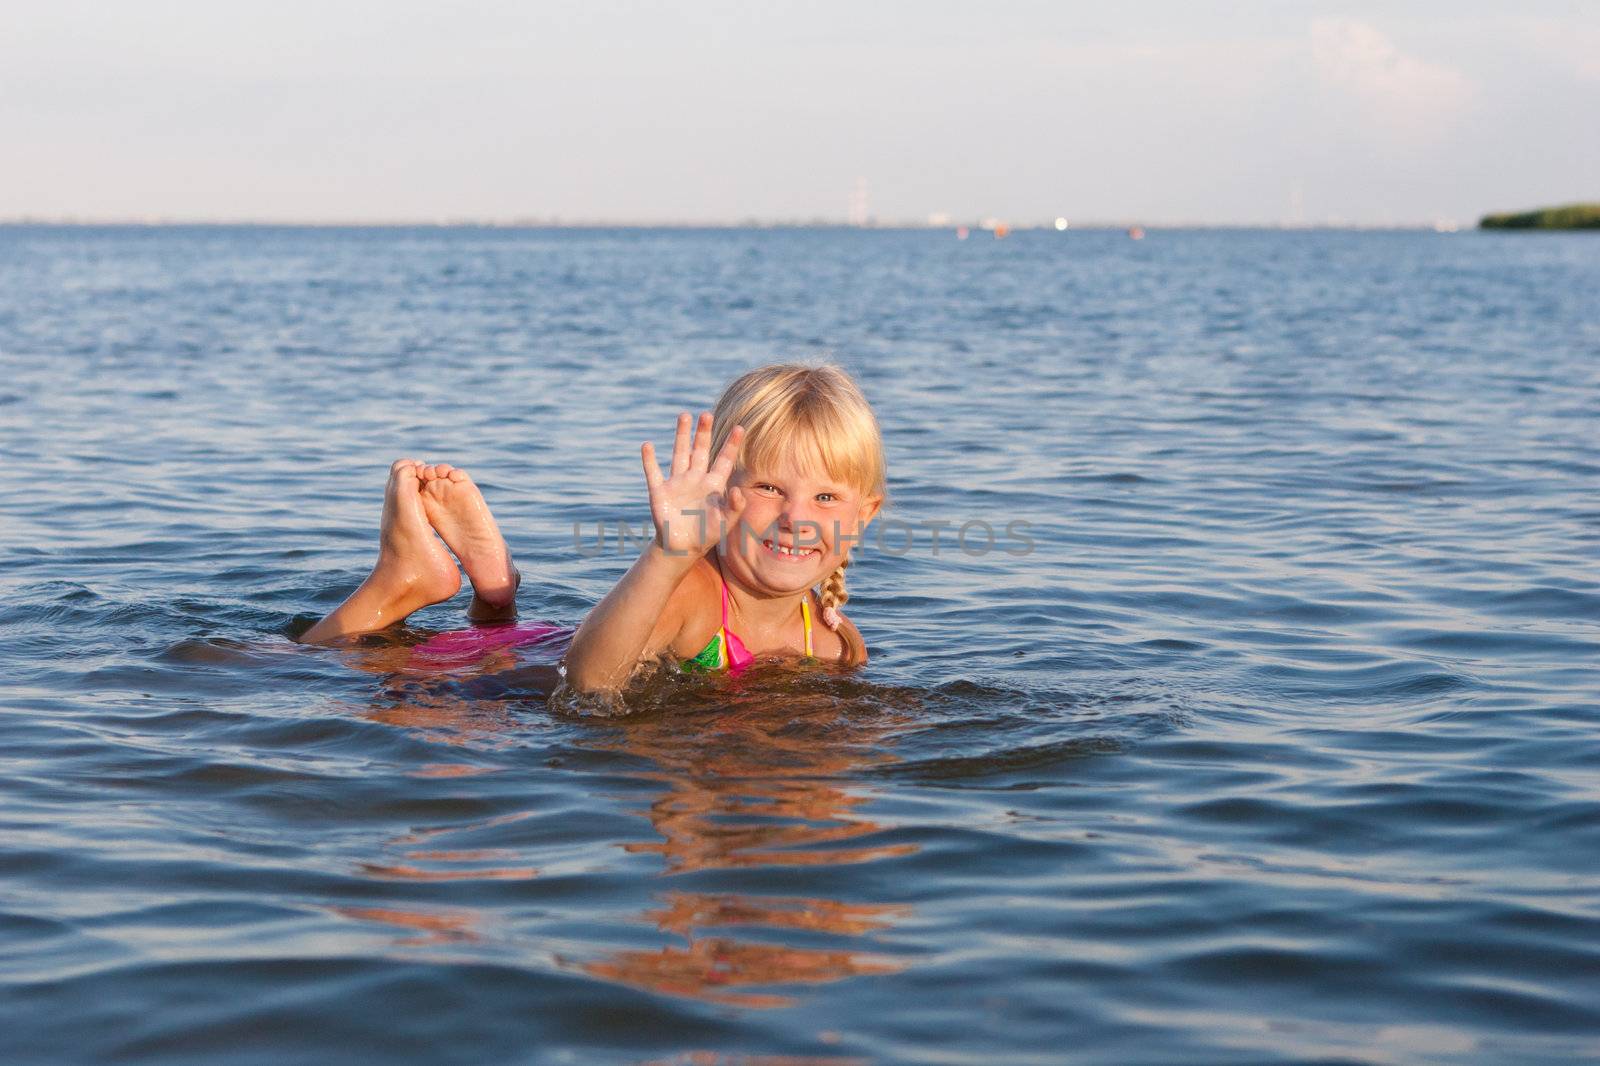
top-left (641, 441), bottom-right (665, 492)
top-left (708, 424), bottom-right (744, 483)
top-left (656, 411), bottom-right (730, 492)
top-left (669, 412), bottom-right (692, 476)
top-left (688, 411), bottom-right (714, 471)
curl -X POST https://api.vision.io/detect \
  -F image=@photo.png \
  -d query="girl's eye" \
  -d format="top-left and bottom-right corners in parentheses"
top-left (816, 493), bottom-right (838, 503)
top-left (755, 483), bottom-right (780, 495)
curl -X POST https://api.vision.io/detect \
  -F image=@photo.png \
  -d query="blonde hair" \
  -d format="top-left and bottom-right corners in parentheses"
top-left (711, 364), bottom-right (885, 622)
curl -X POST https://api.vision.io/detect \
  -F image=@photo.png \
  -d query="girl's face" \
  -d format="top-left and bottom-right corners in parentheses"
top-left (722, 455), bottom-right (882, 598)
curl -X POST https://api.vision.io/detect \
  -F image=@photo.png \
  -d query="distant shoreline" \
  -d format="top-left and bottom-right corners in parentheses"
top-left (1479, 203), bottom-right (1600, 230)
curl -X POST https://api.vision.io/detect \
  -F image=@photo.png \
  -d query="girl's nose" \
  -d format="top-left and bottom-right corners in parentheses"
top-left (780, 506), bottom-right (826, 546)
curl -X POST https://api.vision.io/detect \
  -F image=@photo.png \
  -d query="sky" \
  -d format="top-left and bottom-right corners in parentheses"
top-left (2, 0), bottom-right (1597, 225)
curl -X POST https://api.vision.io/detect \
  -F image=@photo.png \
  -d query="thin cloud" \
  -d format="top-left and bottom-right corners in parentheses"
top-left (1311, 18), bottom-right (1473, 134)
top-left (1522, 19), bottom-right (1600, 83)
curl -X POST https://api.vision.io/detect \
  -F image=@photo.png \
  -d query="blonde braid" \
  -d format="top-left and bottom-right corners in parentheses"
top-left (819, 555), bottom-right (849, 630)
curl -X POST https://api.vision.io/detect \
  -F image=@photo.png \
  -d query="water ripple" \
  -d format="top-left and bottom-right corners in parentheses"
top-left (3, 226), bottom-right (1599, 1063)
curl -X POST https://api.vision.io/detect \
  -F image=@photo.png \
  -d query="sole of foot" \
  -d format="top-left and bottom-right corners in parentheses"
top-left (418, 463), bottom-right (520, 609)
top-left (377, 458), bottom-right (463, 610)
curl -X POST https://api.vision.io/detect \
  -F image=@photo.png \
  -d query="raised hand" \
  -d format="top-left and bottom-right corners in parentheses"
top-left (640, 412), bottom-right (745, 559)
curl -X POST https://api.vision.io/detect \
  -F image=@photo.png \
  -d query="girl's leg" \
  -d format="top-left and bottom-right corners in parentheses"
top-left (416, 463), bottom-right (521, 624)
top-left (299, 460), bottom-right (462, 644)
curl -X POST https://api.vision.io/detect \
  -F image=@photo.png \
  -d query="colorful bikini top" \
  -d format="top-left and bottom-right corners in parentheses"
top-left (681, 579), bottom-right (813, 674)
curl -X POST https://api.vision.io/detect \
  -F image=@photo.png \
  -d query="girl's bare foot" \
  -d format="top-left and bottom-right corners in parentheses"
top-left (417, 463), bottom-right (520, 611)
top-left (300, 460), bottom-right (462, 643)
top-left (378, 460), bottom-right (463, 603)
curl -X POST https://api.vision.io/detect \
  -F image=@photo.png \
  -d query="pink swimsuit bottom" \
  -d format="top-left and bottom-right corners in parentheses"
top-left (409, 621), bottom-right (569, 667)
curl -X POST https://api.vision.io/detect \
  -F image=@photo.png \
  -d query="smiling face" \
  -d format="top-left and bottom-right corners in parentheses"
top-left (721, 451), bottom-right (882, 598)
top-left (706, 364), bottom-right (887, 599)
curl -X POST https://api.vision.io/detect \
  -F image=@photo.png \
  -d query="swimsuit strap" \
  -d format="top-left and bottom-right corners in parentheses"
top-left (801, 597), bottom-right (813, 658)
top-left (718, 582), bottom-right (730, 668)
top-left (712, 558), bottom-right (808, 668)
top-left (714, 570), bottom-right (753, 672)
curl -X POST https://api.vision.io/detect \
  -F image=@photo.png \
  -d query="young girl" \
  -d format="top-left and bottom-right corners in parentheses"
top-left (299, 364), bottom-right (885, 694)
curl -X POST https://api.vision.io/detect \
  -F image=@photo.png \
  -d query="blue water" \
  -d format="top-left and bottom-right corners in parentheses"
top-left (2, 225), bottom-right (1598, 1064)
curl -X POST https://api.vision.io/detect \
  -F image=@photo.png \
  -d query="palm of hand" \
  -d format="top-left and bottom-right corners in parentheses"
top-left (642, 412), bottom-right (746, 557)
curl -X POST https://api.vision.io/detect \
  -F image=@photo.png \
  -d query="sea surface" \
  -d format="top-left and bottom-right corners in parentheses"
top-left (1, 225), bottom-right (1597, 1065)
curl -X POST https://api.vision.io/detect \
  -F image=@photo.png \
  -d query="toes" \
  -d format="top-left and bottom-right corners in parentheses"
top-left (417, 465), bottom-right (470, 489)
top-left (390, 457), bottom-right (419, 476)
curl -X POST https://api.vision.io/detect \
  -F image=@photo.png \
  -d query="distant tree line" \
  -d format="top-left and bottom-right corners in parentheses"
top-left (1479, 203), bottom-right (1600, 229)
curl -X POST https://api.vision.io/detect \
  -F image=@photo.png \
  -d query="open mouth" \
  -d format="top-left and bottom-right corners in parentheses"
top-left (762, 539), bottom-right (821, 562)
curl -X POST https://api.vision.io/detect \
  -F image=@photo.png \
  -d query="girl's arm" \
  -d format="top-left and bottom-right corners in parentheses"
top-left (564, 413), bottom-right (744, 693)
top-left (564, 544), bottom-right (696, 692)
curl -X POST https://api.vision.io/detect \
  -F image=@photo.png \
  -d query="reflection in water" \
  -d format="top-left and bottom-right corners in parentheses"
top-left (582, 682), bottom-right (917, 1006)
top-left (362, 809), bottom-right (541, 883)
top-left (625, 773), bottom-right (919, 872)
top-left (408, 762), bottom-right (499, 778)
top-left (335, 643), bottom-right (917, 1012)
top-left (357, 860), bottom-right (539, 882)
top-left (640, 1054), bottom-right (869, 1066)
top-left (586, 936), bottom-right (900, 1009)
top-left (647, 893), bottom-right (909, 939)
top-left (586, 892), bottom-right (907, 1008)
top-left (330, 905), bottom-right (482, 947)
top-left (341, 629), bottom-right (566, 746)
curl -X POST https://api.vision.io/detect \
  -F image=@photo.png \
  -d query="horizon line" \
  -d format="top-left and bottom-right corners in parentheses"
top-left (0, 216), bottom-right (1471, 232)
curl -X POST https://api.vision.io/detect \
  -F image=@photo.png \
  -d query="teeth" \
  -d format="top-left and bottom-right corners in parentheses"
top-left (766, 541), bottom-right (813, 557)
